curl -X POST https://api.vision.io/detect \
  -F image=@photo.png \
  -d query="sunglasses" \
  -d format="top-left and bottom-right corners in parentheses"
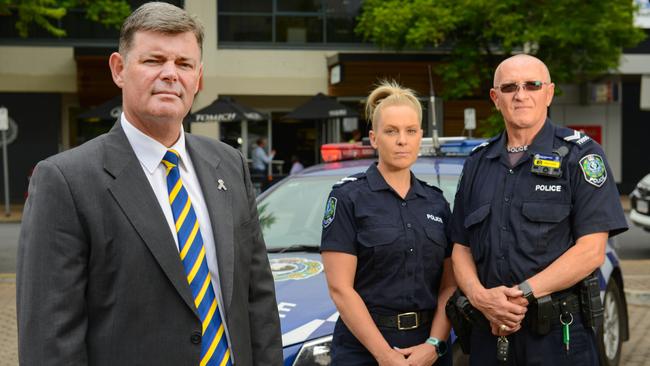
top-left (495, 81), bottom-right (549, 93)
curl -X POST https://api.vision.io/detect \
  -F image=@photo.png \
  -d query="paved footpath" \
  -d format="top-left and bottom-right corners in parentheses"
top-left (1, 275), bottom-right (650, 365)
top-left (0, 276), bottom-right (17, 366)
top-left (623, 304), bottom-right (650, 366)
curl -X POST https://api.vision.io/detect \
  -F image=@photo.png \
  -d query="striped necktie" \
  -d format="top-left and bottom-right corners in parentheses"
top-left (162, 149), bottom-right (232, 366)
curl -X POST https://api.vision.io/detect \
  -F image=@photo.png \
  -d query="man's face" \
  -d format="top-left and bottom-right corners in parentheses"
top-left (490, 58), bottom-right (554, 130)
top-left (369, 104), bottom-right (422, 172)
top-left (109, 30), bottom-right (202, 129)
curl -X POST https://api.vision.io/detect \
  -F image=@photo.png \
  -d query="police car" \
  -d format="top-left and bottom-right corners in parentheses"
top-left (630, 173), bottom-right (650, 232)
top-left (257, 138), bottom-right (629, 366)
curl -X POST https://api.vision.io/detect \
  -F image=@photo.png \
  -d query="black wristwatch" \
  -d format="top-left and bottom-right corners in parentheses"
top-left (518, 280), bottom-right (536, 304)
top-left (426, 337), bottom-right (448, 357)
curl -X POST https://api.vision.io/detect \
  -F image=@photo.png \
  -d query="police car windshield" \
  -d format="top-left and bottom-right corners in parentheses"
top-left (258, 174), bottom-right (460, 251)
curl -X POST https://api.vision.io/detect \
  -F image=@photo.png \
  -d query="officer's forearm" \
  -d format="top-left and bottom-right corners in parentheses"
top-left (430, 258), bottom-right (455, 340)
top-left (322, 251), bottom-right (394, 361)
top-left (451, 244), bottom-right (485, 299)
top-left (527, 232), bottom-right (607, 298)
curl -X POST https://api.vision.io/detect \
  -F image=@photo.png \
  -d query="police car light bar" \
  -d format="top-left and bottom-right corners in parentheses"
top-left (420, 137), bottom-right (487, 157)
top-left (321, 143), bottom-right (376, 162)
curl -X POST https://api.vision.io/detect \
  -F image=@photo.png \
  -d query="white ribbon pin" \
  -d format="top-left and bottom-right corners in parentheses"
top-left (217, 179), bottom-right (227, 191)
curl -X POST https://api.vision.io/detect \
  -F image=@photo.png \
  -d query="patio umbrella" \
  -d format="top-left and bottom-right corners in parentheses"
top-left (284, 93), bottom-right (359, 163)
top-left (77, 96), bottom-right (122, 122)
top-left (284, 93), bottom-right (358, 120)
top-left (189, 97), bottom-right (266, 123)
top-left (189, 97), bottom-right (272, 177)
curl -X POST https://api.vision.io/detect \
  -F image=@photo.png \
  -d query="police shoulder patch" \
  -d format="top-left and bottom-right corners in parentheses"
top-left (579, 154), bottom-right (607, 187)
top-left (322, 196), bottom-right (337, 228)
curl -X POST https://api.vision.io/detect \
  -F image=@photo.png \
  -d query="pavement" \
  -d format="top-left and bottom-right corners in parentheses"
top-left (0, 199), bottom-right (649, 365)
top-left (0, 205), bottom-right (21, 224)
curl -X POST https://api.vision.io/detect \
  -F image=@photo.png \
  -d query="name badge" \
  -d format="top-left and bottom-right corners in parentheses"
top-left (531, 153), bottom-right (562, 178)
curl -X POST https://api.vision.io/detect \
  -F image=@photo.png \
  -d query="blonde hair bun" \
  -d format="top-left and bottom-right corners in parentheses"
top-left (366, 80), bottom-right (422, 129)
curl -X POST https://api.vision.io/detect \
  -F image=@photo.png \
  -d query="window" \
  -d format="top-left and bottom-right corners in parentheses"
top-left (0, 0), bottom-right (182, 45)
top-left (218, 0), bottom-right (366, 48)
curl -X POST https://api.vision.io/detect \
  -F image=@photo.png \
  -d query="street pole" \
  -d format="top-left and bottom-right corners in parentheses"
top-left (427, 65), bottom-right (440, 153)
top-left (2, 130), bottom-right (8, 217)
top-left (0, 106), bottom-right (9, 217)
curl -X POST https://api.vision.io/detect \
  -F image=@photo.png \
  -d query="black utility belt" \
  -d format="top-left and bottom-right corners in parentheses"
top-left (371, 310), bottom-right (433, 330)
top-left (528, 291), bottom-right (582, 336)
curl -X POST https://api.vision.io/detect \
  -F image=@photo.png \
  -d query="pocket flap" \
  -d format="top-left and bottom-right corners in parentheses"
top-left (425, 227), bottom-right (448, 248)
top-left (357, 228), bottom-right (399, 247)
top-left (522, 202), bottom-right (571, 223)
top-left (463, 204), bottom-right (491, 228)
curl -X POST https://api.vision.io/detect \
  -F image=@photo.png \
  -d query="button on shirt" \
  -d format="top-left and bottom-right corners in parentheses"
top-left (450, 120), bottom-right (628, 289)
top-left (321, 163), bottom-right (452, 314)
top-left (120, 115), bottom-right (234, 353)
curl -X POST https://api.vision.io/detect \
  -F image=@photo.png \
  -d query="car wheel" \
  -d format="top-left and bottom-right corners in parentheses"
top-left (598, 279), bottom-right (624, 366)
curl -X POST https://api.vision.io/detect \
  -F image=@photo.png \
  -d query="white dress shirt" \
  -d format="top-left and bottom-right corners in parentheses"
top-left (120, 115), bottom-right (234, 356)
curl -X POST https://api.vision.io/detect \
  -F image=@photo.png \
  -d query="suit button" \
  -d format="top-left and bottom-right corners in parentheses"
top-left (191, 332), bottom-right (202, 344)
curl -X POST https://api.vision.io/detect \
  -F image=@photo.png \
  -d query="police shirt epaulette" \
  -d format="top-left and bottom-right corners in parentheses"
top-left (557, 126), bottom-right (592, 148)
top-left (332, 172), bottom-right (365, 188)
top-left (469, 135), bottom-right (499, 155)
top-left (418, 179), bottom-right (443, 194)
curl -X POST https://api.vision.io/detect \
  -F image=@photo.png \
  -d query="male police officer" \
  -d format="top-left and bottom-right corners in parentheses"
top-left (450, 54), bottom-right (627, 365)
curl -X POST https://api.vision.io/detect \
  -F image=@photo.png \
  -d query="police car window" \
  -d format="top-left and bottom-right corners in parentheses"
top-left (257, 174), bottom-right (460, 251)
top-left (258, 176), bottom-right (341, 250)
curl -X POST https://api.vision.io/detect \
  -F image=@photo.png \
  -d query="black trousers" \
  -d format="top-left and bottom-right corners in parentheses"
top-left (330, 319), bottom-right (453, 366)
top-left (469, 313), bottom-right (598, 366)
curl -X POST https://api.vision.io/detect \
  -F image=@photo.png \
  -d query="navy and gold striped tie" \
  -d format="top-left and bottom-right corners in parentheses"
top-left (162, 149), bottom-right (232, 366)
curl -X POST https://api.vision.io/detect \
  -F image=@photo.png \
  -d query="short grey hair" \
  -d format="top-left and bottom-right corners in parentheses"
top-left (118, 2), bottom-right (204, 56)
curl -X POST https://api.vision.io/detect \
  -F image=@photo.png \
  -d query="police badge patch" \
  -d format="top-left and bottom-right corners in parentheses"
top-left (322, 197), bottom-right (337, 228)
top-left (579, 154), bottom-right (607, 187)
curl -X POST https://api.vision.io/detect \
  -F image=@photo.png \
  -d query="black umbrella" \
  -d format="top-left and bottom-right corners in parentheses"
top-left (189, 97), bottom-right (266, 123)
top-left (284, 93), bottom-right (358, 120)
top-left (78, 96), bottom-right (122, 122)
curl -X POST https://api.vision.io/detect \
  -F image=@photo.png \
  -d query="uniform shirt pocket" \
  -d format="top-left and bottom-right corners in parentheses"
top-left (356, 228), bottom-right (402, 273)
top-left (423, 227), bottom-right (448, 276)
top-left (520, 201), bottom-right (571, 254)
top-left (463, 203), bottom-right (491, 261)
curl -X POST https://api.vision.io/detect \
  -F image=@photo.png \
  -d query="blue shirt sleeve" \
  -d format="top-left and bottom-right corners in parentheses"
top-left (320, 187), bottom-right (358, 255)
top-left (450, 161), bottom-right (471, 246)
top-left (569, 143), bottom-right (628, 239)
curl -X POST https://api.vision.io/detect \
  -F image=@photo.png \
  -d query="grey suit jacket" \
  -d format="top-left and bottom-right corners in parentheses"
top-left (16, 124), bottom-right (283, 365)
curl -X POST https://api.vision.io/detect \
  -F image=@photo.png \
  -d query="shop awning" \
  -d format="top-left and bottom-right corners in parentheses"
top-left (284, 93), bottom-right (358, 120)
top-left (189, 97), bottom-right (267, 123)
top-left (77, 95), bottom-right (122, 122)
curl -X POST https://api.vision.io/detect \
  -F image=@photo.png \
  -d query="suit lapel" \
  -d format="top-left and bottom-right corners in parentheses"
top-left (186, 135), bottom-right (235, 310)
top-left (103, 125), bottom-right (199, 318)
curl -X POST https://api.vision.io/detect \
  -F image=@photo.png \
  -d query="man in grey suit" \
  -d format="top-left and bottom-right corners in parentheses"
top-left (16, 3), bottom-right (283, 365)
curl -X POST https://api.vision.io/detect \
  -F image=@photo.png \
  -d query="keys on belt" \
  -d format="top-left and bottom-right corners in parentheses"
top-left (372, 311), bottom-right (433, 330)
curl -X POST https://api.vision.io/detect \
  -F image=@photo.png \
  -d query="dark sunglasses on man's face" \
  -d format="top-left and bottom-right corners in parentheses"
top-left (495, 81), bottom-right (548, 93)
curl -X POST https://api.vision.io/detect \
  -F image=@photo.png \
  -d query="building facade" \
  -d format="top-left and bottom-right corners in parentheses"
top-left (0, 0), bottom-right (649, 202)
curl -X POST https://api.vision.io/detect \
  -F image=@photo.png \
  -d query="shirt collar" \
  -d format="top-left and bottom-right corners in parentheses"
top-left (365, 162), bottom-right (426, 198)
top-left (485, 118), bottom-right (554, 159)
top-left (120, 113), bottom-right (189, 174)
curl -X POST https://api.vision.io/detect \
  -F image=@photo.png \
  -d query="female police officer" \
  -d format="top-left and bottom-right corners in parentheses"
top-left (321, 81), bottom-right (456, 366)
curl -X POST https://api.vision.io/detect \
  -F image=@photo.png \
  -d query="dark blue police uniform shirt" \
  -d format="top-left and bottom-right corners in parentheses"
top-left (320, 163), bottom-right (452, 315)
top-left (450, 120), bottom-right (628, 289)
